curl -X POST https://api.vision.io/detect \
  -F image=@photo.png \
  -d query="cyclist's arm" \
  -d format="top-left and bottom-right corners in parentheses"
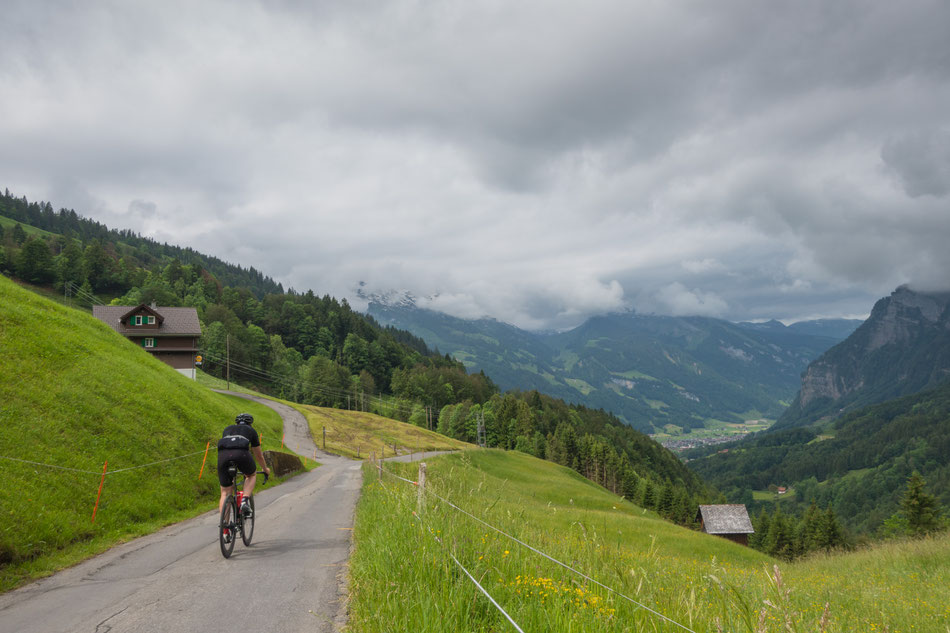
top-left (252, 444), bottom-right (271, 476)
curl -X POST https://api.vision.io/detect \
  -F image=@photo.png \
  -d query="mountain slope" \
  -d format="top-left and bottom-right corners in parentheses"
top-left (774, 286), bottom-right (950, 430)
top-left (368, 299), bottom-right (851, 432)
top-left (688, 379), bottom-right (950, 534)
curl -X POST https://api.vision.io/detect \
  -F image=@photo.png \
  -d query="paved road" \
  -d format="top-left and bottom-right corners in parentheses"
top-left (0, 393), bottom-right (362, 633)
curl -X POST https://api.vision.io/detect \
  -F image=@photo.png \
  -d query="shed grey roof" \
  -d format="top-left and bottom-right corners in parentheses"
top-left (93, 305), bottom-right (202, 337)
top-left (697, 505), bottom-right (754, 534)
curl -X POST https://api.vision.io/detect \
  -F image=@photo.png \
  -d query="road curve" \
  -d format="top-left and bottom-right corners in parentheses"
top-left (0, 393), bottom-right (361, 633)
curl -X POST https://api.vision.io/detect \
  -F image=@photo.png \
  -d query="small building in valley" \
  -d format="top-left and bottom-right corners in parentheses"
top-left (93, 304), bottom-right (201, 379)
top-left (696, 504), bottom-right (754, 546)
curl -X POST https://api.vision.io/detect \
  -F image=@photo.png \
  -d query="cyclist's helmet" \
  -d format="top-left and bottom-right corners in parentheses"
top-left (235, 412), bottom-right (254, 425)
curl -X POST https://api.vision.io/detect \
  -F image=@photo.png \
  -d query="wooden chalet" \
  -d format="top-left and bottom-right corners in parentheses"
top-left (93, 304), bottom-right (202, 379)
top-left (696, 504), bottom-right (754, 546)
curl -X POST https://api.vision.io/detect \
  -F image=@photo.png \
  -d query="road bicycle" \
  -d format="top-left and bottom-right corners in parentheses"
top-left (219, 464), bottom-right (269, 558)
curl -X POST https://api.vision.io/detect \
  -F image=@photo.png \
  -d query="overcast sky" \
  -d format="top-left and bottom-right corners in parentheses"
top-left (2, 1), bottom-right (949, 330)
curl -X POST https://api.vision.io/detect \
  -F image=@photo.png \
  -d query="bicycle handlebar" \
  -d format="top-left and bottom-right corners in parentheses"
top-left (258, 471), bottom-right (269, 484)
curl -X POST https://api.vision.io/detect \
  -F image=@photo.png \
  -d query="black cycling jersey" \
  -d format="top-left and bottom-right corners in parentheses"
top-left (217, 423), bottom-right (261, 450)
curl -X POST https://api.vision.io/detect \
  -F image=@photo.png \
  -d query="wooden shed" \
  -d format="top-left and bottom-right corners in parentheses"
top-left (696, 504), bottom-right (754, 546)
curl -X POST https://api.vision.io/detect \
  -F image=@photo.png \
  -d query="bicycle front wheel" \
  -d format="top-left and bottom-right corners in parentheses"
top-left (241, 496), bottom-right (255, 546)
top-left (220, 495), bottom-right (236, 558)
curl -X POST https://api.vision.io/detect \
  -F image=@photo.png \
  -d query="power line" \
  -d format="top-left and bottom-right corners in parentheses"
top-left (198, 351), bottom-right (417, 416)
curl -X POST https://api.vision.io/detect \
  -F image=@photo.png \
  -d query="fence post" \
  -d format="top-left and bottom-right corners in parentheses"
top-left (198, 441), bottom-right (211, 480)
top-left (357, 446), bottom-right (360, 458)
top-left (417, 462), bottom-right (427, 515)
top-left (323, 426), bottom-right (326, 450)
top-left (91, 460), bottom-right (108, 523)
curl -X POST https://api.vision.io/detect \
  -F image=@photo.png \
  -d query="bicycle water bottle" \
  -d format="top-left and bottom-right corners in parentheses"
top-left (236, 491), bottom-right (244, 507)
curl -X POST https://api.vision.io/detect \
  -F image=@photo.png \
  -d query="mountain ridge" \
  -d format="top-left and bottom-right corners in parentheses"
top-left (367, 299), bottom-right (858, 432)
top-left (774, 285), bottom-right (950, 430)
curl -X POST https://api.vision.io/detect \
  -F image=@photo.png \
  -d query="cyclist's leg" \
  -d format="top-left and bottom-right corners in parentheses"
top-left (235, 451), bottom-right (257, 500)
top-left (216, 452), bottom-right (239, 514)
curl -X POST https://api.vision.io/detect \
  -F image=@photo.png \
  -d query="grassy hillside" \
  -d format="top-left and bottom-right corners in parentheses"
top-left (0, 275), bottom-right (288, 590)
top-left (350, 450), bottom-right (950, 632)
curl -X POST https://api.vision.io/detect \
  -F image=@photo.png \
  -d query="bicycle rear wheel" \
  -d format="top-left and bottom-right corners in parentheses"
top-left (220, 495), bottom-right (236, 558)
top-left (241, 496), bottom-right (255, 545)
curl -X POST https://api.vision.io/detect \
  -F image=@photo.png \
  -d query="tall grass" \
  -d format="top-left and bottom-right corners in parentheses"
top-left (0, 276), bottom-right (290, 590)
top-left (349, 450), bottom-right (950, 632)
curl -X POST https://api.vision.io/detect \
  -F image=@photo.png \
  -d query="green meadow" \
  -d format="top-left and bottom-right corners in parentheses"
top-left (349, 450), bottom-right (950, 632)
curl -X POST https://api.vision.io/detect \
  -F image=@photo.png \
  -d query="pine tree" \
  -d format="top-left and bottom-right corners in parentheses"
top-left (795, 502), bottom-right (822, 556)
top-left (750, 507), bottom-right (771, 550)
top-left (819, 505), bottom-right (845, 550)
top-left (640, 480), bottom-right (656, 510)
top-left (766, 507), bottom-right (794, 560)
top-left (12, 223), bottom-right (27, 245)
top-left (901, 471), bottom-right (942, 536)
top-left (655, 484), bottom-right (672, 518)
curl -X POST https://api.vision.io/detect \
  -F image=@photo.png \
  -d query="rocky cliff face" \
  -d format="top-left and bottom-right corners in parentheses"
top-left (778, 286), bottom-right (950, 428)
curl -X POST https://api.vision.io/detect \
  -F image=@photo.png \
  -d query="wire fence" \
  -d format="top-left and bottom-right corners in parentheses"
top-left (377, 460), bottom-right (697, 633)
top-left (0, 430), bottom-right (322, 526)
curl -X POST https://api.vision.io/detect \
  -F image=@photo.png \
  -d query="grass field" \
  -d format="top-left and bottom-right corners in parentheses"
top-left (652, 417), bottom-right (774, 442)
top-left (349, 450), bottom-right (950, 632)
top-left (0, 276), bottom-right (300, 590)
top-left (292, 403), bottom-right (471, 459)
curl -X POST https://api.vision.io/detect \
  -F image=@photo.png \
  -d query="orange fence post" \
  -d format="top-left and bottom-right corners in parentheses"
top-left (91, 460), bottom-right (108, 523)
top-left (281, 434), bottom-right (285, 450)
top-left (198, 441), bottom-right (211, 480)
top-left (260, 433), bottom-right (264, 446)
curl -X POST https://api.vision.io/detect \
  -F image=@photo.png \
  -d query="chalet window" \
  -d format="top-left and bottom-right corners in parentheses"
top-left (144, 338), bottom-right (155, 348)
top-left (147, 316), bottom-right (156, 325)
top-left (134, 316), bottom-right (143, 325)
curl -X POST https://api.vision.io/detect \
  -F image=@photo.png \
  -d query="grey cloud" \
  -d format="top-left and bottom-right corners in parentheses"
top-left (882, 130), bottom-right (950, 198)
top-left (128, 199), bottom-right (157, 219)
top-left (2, 0), bottom-right (950, 330)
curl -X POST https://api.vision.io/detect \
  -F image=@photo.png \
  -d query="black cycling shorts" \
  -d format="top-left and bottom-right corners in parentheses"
top-left (217, 449), bottom-right (257, 487)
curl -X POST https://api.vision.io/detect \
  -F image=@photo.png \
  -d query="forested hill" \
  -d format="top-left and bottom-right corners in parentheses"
top-left (687, 379), bottom-right (950, 535)
top-left (1, 189), bottom-right (711, 523)
top-left (0, 189), bottom-right (282, 297)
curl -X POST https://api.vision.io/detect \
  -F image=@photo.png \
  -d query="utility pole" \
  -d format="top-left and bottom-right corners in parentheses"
top-left (477, 411), bottom-right (486, 448)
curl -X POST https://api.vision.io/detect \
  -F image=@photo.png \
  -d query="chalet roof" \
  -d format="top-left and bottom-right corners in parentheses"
top-left (93, 305), bottom-right (202, 337)
top-left (119, 303), bottom-right (164, 325)
top-left (697, 504), bottom-right (754, 535)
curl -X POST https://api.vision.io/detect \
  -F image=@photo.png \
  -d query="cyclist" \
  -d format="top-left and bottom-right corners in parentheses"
top-left (217, 412), bottom-right (271, 518)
